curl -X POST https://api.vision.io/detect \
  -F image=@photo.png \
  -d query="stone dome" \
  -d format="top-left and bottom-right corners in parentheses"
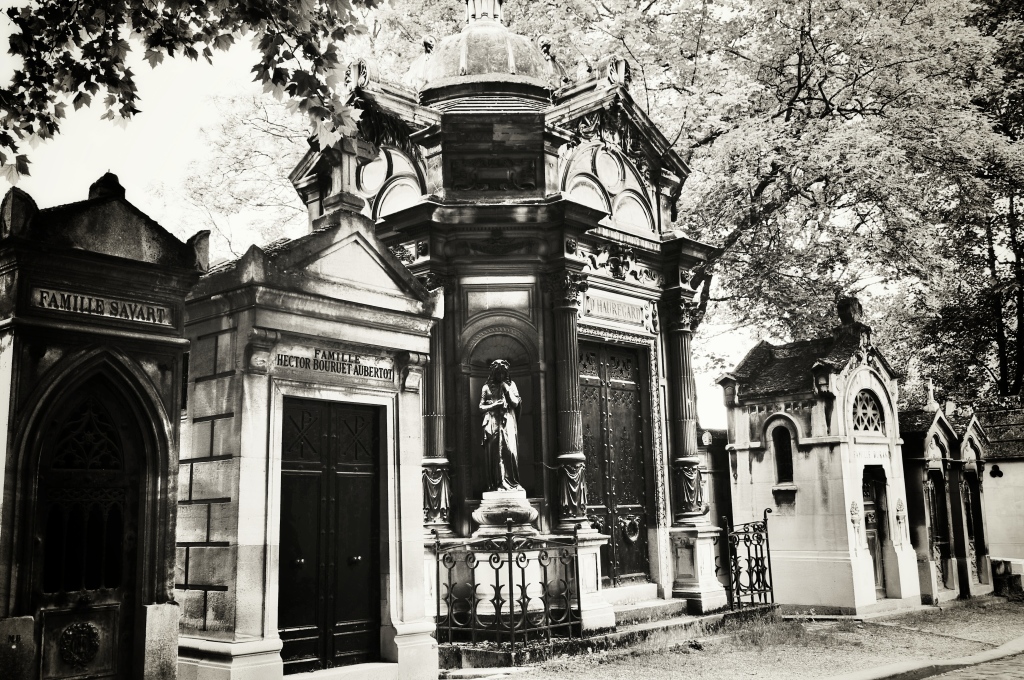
top-left (404, 0), bottom-right (565, 95)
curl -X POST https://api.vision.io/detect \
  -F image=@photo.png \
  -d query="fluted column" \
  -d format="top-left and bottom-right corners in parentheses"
top-left (545, 271), bottom-right (590, 532)
top-left (662, 298), bottom-right (705, 525)
top-left (420, 275), bottom-right (454, 537)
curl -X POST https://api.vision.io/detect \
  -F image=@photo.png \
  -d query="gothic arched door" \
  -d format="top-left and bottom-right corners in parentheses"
top-left (31, 377), bottom-right (143, 680)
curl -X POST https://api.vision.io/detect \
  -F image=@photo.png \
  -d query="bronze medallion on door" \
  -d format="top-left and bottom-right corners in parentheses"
top-left (279, 398), bottom-right (382, 673)
top-left (579, 341), bottom-right (651, 586)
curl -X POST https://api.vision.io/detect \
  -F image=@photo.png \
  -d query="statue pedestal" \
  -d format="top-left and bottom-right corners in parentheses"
top-left (670, 523), bottom-right (729, 614)
top-left (471, 489), bottom-right (539, 536)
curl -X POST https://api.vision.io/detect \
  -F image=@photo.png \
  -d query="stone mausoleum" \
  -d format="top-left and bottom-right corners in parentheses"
top-left (719, 299), bottom-right (921, 613)
top-left (898, 394), bottom-right (992, 603)
top-left (174, 1), bottom-right (726, 674)
top-left (0, 177), bottom-right (207, 680)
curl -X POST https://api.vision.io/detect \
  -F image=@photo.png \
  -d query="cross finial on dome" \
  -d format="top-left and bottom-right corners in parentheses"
top-left (466, 0), bottom-right (503, 24)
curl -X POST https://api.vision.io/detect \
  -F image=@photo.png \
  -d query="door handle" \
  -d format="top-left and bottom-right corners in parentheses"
top-left (293, 558), bottom-right (305, 567)
top-left (349, 555), bottom-right (363, 564)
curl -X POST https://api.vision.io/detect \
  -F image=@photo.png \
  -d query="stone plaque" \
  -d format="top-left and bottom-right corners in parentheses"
top-left (273, 345), bottom-right (395, 383)
top-left (584, 291), bottom-right (646, 327)
top-left (31, 287), bottom-right (173, 326)
top-left (466, 289), bottom-right (530, 318)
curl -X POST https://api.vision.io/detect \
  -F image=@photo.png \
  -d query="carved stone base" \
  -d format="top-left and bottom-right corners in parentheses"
top-left (471, 490), bottom-right (539, 536)
top-left (670, 525), bottom-right (728, 614)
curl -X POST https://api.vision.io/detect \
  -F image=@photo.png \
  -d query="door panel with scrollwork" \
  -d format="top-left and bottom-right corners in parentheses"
top-left (579, 341), bottom-right (650, 585)
top-left (34, 380), bottom-right (141, 680)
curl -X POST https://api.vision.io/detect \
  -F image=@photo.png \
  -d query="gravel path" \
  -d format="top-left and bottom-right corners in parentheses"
top-left (874, 600), bottom-right (1024, 646)
top-left (935, 652), bottom-right (1024, 679)
top-left (509, 600), bottom-right (1024, 680)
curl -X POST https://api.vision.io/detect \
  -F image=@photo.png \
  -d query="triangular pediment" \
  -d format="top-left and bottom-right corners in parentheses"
top-left (291, 231), bottom-right (407, 296)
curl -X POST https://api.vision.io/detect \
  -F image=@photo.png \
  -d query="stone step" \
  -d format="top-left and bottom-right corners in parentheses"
top-left (613, 598), bottom-right (689, 627)
top-left (600, 582), bottom-right (659, 606)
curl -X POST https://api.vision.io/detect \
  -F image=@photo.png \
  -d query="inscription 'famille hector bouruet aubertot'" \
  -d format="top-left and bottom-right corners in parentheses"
top-left (32, 287), bottom-right (173, 326)
top-left (274, 347), bottom-right (396, 382)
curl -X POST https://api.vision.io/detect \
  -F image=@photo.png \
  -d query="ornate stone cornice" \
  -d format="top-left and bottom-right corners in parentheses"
top-left (544, 271), bottom-right (589, 309)
top-left (418, 272), bottom-right (456, 291)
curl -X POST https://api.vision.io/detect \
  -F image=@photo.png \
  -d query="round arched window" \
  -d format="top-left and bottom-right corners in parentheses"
top-left (852, 390), bottom-right (885, 433)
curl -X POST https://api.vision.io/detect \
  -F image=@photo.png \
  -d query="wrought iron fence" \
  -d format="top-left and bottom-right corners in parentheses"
top-left (721, 508), bottom-right (774, 608)
top-left (432, 520), bottom-right (582, 661)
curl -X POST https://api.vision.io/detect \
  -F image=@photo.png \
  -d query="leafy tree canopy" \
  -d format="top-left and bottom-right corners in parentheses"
top-left (0, 0), bottom-right (375, 182)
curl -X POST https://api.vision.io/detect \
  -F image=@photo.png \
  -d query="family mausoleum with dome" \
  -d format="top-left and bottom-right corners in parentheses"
top-left (171, 0), bottom-right (723, 678)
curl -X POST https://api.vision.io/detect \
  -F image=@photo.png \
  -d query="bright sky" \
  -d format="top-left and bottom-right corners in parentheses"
top-left (0, 8), bottom-right (735, 427)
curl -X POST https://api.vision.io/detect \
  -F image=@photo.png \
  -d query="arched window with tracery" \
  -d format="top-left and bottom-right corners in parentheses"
top-left (852, 390), bottom-right (886, 433)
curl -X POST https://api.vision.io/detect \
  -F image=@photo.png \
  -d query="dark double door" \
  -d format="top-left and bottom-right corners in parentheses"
top-left (579, 341), bottom-right (650, 585)
top-left (862, 472), bottom-right (889, 598)
top-left (279, 398), bottom-right (381, 673)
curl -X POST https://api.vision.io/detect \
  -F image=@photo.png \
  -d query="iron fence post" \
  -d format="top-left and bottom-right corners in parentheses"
top-left (763, 507), bottom-right (774, 605)
top-left (506, 518), bottom-right (516, 662)
top-left (573, 523), bottom-right (582, 638)
top-left (722, 514), bottom-right (734, 609)
top-left (433, 529), bottom-right (440, 639)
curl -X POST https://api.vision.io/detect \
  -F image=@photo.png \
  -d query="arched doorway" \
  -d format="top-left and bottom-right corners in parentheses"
top-left (925, 469), bottom-right (952, 590)
top-left (862, 467), bottom-right (889, 599)
top-left (30, 375), bottom-right (146, 680)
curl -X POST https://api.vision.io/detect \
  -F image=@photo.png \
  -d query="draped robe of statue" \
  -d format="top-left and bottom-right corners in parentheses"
top-left (479, 362), bottom-right (522, 491)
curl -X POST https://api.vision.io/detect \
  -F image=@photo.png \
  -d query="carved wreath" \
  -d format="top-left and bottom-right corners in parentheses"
top-left (59, 622), bottom-right (101, 669)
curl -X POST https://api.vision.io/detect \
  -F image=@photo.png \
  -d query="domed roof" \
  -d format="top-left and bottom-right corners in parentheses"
top-left (404, 0), bottom-right (566, 96)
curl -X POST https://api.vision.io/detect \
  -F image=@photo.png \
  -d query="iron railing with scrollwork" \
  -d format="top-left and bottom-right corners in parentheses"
top-left (722, 508), bottom-right (774, 609)
top-left (432, 521), bottom-right (582, 662)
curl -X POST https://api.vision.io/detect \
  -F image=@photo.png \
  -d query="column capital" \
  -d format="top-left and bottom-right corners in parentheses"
top-left (659, 297), bottom-right (697, 332)
top-left (544, 271), bottom-right (589, 309)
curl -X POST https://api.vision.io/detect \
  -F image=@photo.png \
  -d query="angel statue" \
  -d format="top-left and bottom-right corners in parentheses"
top-left (479, 359), bottom-right (523, 491)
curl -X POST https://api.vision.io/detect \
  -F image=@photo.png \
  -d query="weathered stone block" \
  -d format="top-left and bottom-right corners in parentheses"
top-left (215, 332), bottom-right (234, 374)
top-left (178, 504), bottom-right (209, 543)
top-left (187, 545), bottom-right (235, 586)
top-left (205, 589), bottom-right (234, 632)
top-left (191, 336), bottom-right (216, 378)
top-left (191, 420), bottom-right (212, 458)
top-left (178, 464), bottom-right (192, 501)
top-left (177, 589), bottom-right (206, 631)
top-left (212, 416), bottom-right (235, 457)
top-left (191, 376), bottom-right (237, 419)
top-left (190, 459), bottom-right (236, 500)
top-left (208, 502), bottom-right (237, 543)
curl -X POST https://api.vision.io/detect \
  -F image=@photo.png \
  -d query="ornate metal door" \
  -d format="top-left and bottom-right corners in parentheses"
top-left (33, 380), bottom-right (141, 680)
top-left (579, 341), bottom-right (650, 585)
top-left (862, 476), bottom-right (887, 597)
top-left (279, 398), bottom-right (381, 674)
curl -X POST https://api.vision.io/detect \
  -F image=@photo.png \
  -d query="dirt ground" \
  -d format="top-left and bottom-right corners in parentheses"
top-left (511, 598), bottom-right (1024, 680)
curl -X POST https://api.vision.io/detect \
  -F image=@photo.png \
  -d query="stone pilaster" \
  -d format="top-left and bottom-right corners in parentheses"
top-left (544, 271), bottom-right (591, 532)
top-left (419, 275), bottom-right (455, 537)
top-left (661, 298), bottom-right (706, 525)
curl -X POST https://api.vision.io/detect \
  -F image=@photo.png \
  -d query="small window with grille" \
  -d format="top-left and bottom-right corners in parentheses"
top-left (852, 390), bottom-right (885, 433)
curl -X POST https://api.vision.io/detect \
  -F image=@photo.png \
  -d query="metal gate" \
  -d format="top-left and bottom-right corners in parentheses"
top-left (433, 522), bottom-right (582, 663)
top-left (720, 509), bottom-right (774, 609)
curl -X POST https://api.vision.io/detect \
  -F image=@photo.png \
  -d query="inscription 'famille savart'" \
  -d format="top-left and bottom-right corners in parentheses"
top-left (32, 287), bottom-right (172, 326)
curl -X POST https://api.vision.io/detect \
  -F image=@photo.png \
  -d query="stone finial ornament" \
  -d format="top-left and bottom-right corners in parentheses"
top-left (837, 296), bottom-right (863, 325)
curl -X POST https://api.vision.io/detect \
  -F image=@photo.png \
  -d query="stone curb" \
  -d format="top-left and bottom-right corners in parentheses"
top-left (828, 633), bottom-right (1024, 680)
